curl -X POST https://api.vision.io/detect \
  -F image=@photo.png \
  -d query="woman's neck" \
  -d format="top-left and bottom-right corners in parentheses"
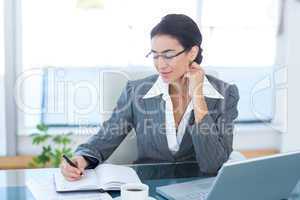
top-left (169, 77), bottom-right (188, 97)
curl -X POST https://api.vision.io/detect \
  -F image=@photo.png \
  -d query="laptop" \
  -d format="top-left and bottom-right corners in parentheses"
top-left (156, 151), bottom-right (300, 200)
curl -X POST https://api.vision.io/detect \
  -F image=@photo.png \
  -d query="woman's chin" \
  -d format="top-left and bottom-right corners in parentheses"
top-left (161, 76), bottom-right (173, 83)
top-left (161, 74), bottom-right (185, 84)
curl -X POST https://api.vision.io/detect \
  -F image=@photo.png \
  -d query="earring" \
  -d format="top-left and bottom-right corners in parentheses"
top-left (189, 60), bottom-right (193, 66)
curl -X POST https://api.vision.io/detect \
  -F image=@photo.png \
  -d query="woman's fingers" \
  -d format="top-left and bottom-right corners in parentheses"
top-left (73, 158), bottom-right (86, 174)
top-left (60, 160), bottom-right (82, 181)
top-left (66, 175), bottom-right (82, 181)
top-left (183, 71), bottom-right (190, 79)
top-left (59, 156), bottom-right (89, 181)
top-left (190, 62), bottom-right (200, 68)
top-left (66, 162), bottom-right (82, 175)
top-left (189, 62), bottom-right (203, 71)
top-left (189, 63), bottom-right (205, 79)
top-left (61, 164), bottom-right (79, 177)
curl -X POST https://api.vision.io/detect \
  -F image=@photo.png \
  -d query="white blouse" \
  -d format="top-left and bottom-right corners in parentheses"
top-left (143, 75), bottom-right (224, 153)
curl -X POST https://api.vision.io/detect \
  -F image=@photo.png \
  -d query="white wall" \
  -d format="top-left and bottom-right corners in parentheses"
top-left (280, 0), bottom-right (300, 152)
top-left (0, 77), bottom-right (6, 155)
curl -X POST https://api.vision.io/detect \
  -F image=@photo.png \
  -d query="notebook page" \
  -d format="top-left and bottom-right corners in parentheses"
top-left (27, 172), bottom-right (113, 200)
top-left (55, 169), bottom-right (100, 191)
top-left (95, 164), bottom-right (141, 190)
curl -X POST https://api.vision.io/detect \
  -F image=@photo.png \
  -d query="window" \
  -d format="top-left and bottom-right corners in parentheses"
top-left (20, 0), bottom-right (198, 131)
top-left (200, 0), bottom-right (279, 67)
top-left (0, 0), bottom-right (4, 76)
top-left (19, 0), bottom-right (279, 131)
top-left (200, 0), bottom-right (279, 122)
top-left (22, 0), bottom-right (197, 69)
top-left (0, 0), bottom-right (6, 154)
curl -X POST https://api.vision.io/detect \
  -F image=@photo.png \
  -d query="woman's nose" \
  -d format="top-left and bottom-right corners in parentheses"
top-left (156, 57), bottom-right (168, 69)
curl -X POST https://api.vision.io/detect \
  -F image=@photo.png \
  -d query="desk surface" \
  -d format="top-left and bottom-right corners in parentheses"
top-left (0, 162), bottom-right (300, 200)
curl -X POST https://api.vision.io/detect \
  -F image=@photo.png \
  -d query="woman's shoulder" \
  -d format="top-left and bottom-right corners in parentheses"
top-left (126, 74), bottom-right (159, 95)
top-left (206, 74), bottom-right (239, 99)
top-left (129, 74), bottom-right (158, 85)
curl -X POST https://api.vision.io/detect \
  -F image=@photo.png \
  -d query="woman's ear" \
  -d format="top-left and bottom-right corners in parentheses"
top-left (189, 46), bottom-right (199, 62)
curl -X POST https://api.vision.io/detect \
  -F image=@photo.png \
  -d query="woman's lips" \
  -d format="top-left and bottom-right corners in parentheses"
top-left (160, 71), bottom-right (172, 76)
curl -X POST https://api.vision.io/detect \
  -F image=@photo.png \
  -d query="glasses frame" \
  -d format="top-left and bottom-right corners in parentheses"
top-left (145, 48), bottom-right (187, 61)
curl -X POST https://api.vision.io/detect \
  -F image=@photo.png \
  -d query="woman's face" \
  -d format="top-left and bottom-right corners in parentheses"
top-left (150, 34), bottom-right (197, 83)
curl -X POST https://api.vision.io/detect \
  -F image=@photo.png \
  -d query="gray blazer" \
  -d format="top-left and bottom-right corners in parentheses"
top-left (75, 74), bottom-right (239, 173)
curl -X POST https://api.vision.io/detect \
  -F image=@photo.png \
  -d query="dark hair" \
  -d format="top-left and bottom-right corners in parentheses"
top-left (151, 14), bottom-right (203, 64)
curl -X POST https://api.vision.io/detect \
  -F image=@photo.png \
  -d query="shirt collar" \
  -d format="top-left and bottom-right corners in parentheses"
top-left (143, 75), bottom-right (224, 100)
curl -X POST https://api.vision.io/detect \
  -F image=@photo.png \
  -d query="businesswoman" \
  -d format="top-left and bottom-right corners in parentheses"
top-left (61, 14), bottom-right (239, 181)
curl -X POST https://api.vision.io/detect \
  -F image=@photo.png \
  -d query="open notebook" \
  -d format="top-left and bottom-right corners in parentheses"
top-left (54, 164), bottom-right (141, 192)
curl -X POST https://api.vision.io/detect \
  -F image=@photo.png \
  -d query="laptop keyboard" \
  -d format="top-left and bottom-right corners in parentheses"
top-left (175, 191), bottom-right (209, 200)
top-left (156, 178), bottom-right (216, 200)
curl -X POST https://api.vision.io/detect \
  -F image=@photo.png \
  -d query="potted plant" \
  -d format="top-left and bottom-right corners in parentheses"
top-left (29, 123), bottom-right (73, 168)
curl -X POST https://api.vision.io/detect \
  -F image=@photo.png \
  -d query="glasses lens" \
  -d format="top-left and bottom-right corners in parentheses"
top-left (163, 52), bottom-right (177, 59)
top-left (146, 49), bottom-right (186, 61)
top-left (148, 52), bottom-right (176, 59)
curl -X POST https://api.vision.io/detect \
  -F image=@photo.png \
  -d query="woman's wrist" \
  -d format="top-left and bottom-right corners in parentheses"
top-left (82, 155), bottom-right (99, 169)
top-left (192, 90), bottom-right (208, 123)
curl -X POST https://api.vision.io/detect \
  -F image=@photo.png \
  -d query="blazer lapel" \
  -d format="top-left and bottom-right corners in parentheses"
top-left (178, 96), bottom-right (220, 155)
top-left (142, 95), bottom-right (173, 160)
top-left (205, 97), bottom-right (220, 113)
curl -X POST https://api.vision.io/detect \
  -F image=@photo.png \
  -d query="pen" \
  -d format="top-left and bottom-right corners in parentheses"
top-left (62, 155), bottom-right (83, 176)
top-left (99, 188), bottom-right (105, 193)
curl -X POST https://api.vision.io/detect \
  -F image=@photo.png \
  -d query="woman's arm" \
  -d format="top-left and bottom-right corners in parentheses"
top-left (189, 84), bottom-right (239, 173)
top-left (74, 81), bottom-right (135, 167)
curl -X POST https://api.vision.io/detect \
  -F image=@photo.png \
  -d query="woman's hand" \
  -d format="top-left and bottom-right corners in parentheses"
top-left (185, 62), bottom-right (208, 122)
top-left (60, 155), bottom-right (88, 181)
top-left (185, 62), bottom-right (205, 97)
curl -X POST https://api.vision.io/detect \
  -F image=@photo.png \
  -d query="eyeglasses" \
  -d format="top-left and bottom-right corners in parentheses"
top-left (145, 49), bottom-right (187, 63)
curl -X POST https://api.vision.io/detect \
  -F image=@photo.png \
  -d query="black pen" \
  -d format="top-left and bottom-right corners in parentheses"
top-left (62, 155), bottom-right (83, 176)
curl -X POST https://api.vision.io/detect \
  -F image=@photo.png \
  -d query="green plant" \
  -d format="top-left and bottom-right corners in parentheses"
top-left (29, 123), bottom-right (73, 168)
